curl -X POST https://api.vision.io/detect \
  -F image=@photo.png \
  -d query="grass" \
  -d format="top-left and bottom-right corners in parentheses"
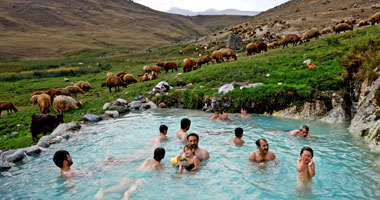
top-left (0, 25), bottom-right (379, 150)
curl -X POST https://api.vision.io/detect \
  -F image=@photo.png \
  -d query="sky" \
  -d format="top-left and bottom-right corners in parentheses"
top-left (133, 0), bottom-right (290, 12)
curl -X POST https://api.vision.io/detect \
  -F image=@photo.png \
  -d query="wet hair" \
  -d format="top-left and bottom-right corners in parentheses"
top-left (53, 150), bottom-right (70, 168)
top-left (213, 109), bottom-right (219, 113)
top-left (255, 138), bottom-right (267, 146)
top-left (235, 127), bottom-right (243, 137)
top-left (159, 125), bottom-right (168, 133)
top-left (299, 125), bottom-right (309, 133)
top-left (153, 147), bottom-right (165, 161)
top-left (180, 118), bottom-right (191, 129)
top-left (300, 146), bottom-right (313, 157)
top-left (222, 110), bottom-right (228, 114)
top-left (187, 133), bottom-right (199, 141)
top-left (183, 144), bottom-right (195, 152)
top-left (241, 106), bottom-right (248, 111)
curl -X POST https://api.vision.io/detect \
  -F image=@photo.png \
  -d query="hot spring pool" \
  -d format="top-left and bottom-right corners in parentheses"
top-left (1, 109), bottom-right (380, 199)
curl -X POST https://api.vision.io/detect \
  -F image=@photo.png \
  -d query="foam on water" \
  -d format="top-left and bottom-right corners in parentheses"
top-left (1, 109), bottom-right (380, 199)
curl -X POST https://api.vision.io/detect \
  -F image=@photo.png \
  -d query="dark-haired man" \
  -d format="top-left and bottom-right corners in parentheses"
top-left (177, 118), bottom-right (191, 143)
top-left (53, 150), bottom-right (74, 178)
top-left (179, 133), bottom-right (209, 161)
top-left (240, 106), bottom-right (251, 118)
top-left (231, 127), bottom-right (245, 145)
top-left (155, 124), bottom-right (168, 142)
top-left (139, 147), bottom-right (165, 170)
top-left (290, 125), bottom-right (312, 138)
top-left (249, 138), bottom-right (276, 167)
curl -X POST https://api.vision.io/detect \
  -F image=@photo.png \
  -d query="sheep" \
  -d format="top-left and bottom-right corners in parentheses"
top-left (372, 4), bottom-right (380, 9)
top-left (156, 61), bottom-right (165, 67)
top-left (57, 88), bottom-right (71, 96)
top-left (256, 42), bottom-right (268, 53)
top-left (53, 95), bottom-right (82, 113)
top-left (356, 20), bottom-right (370, 27)
top-left (30, 113), bottom-right (63, 140)
top-left (107, 72), bottom-right (115, 78)
top-left (0, 101), bottom-right (18, 116)
top-left (162, 62), bottom-right (178, 73)
top-left (212, 50), bottom-right (224, 63)
top-left (281, 34), bottom-right (302, 48)
top-left (246, 43), bottom-right (258, 56)
top-left (267, 43), bottom-right (275, 49)
top-left (334, 23), bottom-right (353, 34)
top-left (369, 12), bottom-right (380, 25)
top-left (30, 90), bottom-right (46, 97)
top-left (321, 27), bottom-right (332, 34)
top-left (151, 65), bottom-right (161, 74)
top-left (37, 94), bottom-right (51, 114)
top-left (46, 89), bottom-right (63, 103)
top-left (80, 82), bottom-right (92, 91)
top-left (65, 86), bottom-right (84, 95)
top-left (219, 48), bottom-right (237, 62)
top-left (148, 71), bottom-right (158, 80)
top-left (140, 73), bottom-right (149, 82)
top-left (197, 55), bottom-right (214, 68)
top-left (122, 74), bottom-right (138, 85)
top-left (73, 81), bottom-right (84, 88)
top-left (30, 95), bottom-right (40, 106)
top-left (143, 65), bottom-right (152, 73)
top-left (301, 28), bottom-right (321, 42)
top-left (183, 58), bottom-right (196, 72)
top-left (116, 72), bottom-right (127, 78)
top-left (101, 76), bottom-right (126, 93)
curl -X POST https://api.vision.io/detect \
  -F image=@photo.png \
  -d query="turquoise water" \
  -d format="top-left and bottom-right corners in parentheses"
top-left (1, 109), bottom-right (380, 199)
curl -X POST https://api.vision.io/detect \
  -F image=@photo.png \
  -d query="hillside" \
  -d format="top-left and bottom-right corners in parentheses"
top-left (167, 7), bottom-right (260, 16)
top-left (0, 0), bottom-right (252, 60)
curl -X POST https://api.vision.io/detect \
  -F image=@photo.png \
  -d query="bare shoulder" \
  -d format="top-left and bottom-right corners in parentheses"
top-left (249, 151), bottom-right (257, 161)
top-left (269, 151), bottom-right (276, 159)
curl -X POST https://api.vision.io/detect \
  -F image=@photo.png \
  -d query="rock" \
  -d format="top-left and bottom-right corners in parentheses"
top-left (143, 101), bottom-right (157, 110)
top-left (116, 98), bottom-right (127, 105)
top-left (295, 8), bottom-right (301, 12)
top-left (129, 101), bottom-right (143, 110)
top-left (83, 114), bottom-right (102, 122)
top-left (16, 124), bottom-right (22, 127)
top-left (155, 93), bottom-right (161, 97)
top-left (223, 101), bottom-right (232, 108)
top-left (218, 84), bottom-right (234, 94)
top-left (321, 95), bottom-right (350, 123)
top-left (272, 100), bottom-right (328, 119)
top-left (110, 100), bottom-right (122, 107)
top-left (25, 145), bottom-right (41, 156)
top-left (227, 34), bottom-right (243, 52)
top-left (51, 136), bottom-right (63, 144)
top-left (110, 106), bottom-right (129, 113)
top-left (247, 83), bottom-right (264, 88)
top-left (11, 132), bottom-right (17, 136)
top-left (38, 136), bottom-right (52, 148)
top-left (99, 113), bottom-right (112, 120)
top-left (64, 78), bottom-right (70, 82)
top-left (158, 102), bottom-right (166, 108)
top-left (50, 122), bottom-right (81, 138)
top-left (1, 150), bottom-right (16, 161)
top-left (103, 103), bottom-right (111, 110)
top-left (0, 162), bottom-right (11, 171)
top-left (3, 150), bottom-right (25, 163)
top-left (104, 110), bottom-right (119, 118)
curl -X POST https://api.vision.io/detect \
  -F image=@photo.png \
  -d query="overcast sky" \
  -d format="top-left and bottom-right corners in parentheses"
top-left (134, 0), bottom-right (289, 12)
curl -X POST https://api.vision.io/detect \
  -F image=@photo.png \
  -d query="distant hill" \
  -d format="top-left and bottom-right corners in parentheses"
top-left (167, 7), bottom-right (260, 16)
top-left (0, 0), bottom-right (252, 60)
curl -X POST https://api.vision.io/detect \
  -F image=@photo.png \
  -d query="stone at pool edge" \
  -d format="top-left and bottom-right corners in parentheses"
top-left (1, 149), bottom-right (25, 163)
top-left (83, 114), bottom-right (102, 122)
top-left (128, 101), bottom-right (143, 110)
top-left (0, 161), bottom-right (11, 171)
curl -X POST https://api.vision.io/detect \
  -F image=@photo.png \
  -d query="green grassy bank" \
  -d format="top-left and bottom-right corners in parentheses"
top-left (0, 25), bottom-right (379, 150)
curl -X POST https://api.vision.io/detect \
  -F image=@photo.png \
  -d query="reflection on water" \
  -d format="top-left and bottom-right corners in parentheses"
top-left (1, 109), bottom-right (380, 199)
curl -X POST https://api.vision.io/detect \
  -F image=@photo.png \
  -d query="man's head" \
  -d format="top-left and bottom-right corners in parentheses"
top-left (235, 127), bottom-right (243, 138)
top-left (255, 138), bottom-right (269, 154)
top-left (300, 146), bottom-right (313, 163)
top-left (53, 150), bottom-right (73, 169)
top-left (240, 106), bottom-right (248, 115)
top-left (299, 125), bottom-right (309, 137)
top-left (221, 110), bottom-right (228, 119)
top-left (180, 118), bottom-right (191, 130)
top-left (187, 133), bottom-right (199, 149)
top-left (159, 124), bottom-right (168, 135)
top-left (153, 147), bottom-right (165, 162)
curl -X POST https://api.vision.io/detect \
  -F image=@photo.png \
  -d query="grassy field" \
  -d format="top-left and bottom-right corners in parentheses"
top-left (0, 25), bottom-right (379, 150)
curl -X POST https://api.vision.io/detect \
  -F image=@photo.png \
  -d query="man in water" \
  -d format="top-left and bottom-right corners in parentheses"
top-left (248, 138), bottom-right (276, 167)
top-left (290, 125), bottom-right (315, 138)
top-left (219, 110), bottom-right (230, 121)
top-left (210, 110), bottom-right (219, 122)
top-left (176, 118), bottom-right (191, 143)
top-left (155, 125), bottom-right (168, 142)
top-left (139, 147), bottom-right (165, 170)
top-left (297, 146), bottom-right (315, 181)
top-left (240, 106), bottom-right (251, 118)
top-left (179, 133), bottom-right (209, 161)
top-left (53, 150), bottom-right (75, 178)
top-left (230, 127), bottom-right (245, 145)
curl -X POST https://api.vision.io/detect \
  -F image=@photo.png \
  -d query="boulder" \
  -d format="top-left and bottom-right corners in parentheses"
top-left (218, 84), bottom-right (234, 94)
top-left (38, 135), bottom-right (52, 148)
top-left (25, 145), bottom-right (41, 156)
top-left (104, 110), bottom-right (119, 118)
top-left (1, 150), bottom-right (16, 161)
top-left (99, 113), bottom-right (113, 120)
top-left (3, 150), bottom-right (25, 163)
top-left (226, 34), bottom-right (243, 52)
top-left (83, 114), bottom-right (102, 122)
top-left (272, 100), bottom-right (328, 119)
top-left (0, 162), bottom-right (11, 171)
top-left (50, 122), bottom-right (81, 138)
top-left (143, 101), bottom-right (157, 110)
top-left (129, 101), bottom-right (143, 110)
top-left (51, 136), bottom-right (63, 144)
top-left (63, 78), bottom-right (70, 82)
top-left (158, 102), bottom-right (167, 108)
top-left (110, 106), bottom-right (129, 113)
top-left (116, 98), bottom-right (127, 105)
top-left (110, 100), bottom-right (122, 107)
top-left (320, 94), bottom-right (350, 123)
top-left (103, 103), bottom-right (111, 111)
